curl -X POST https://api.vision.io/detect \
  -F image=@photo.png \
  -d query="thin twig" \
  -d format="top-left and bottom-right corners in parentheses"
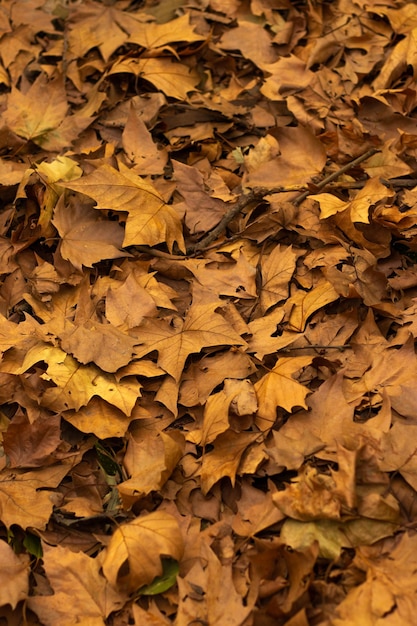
top-left (186, 189), bottom-right (266, 255)
top-left (186, 147), bottom-right (380, 255)
top-left (292, 147), bottom-right (379, 205)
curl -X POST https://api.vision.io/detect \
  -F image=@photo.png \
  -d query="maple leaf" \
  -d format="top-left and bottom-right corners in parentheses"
top-left (133, 302), bottom-right (247, 382)
top-left (59, 320), bottom-right (138, 373)
top-left (122, 104), bottom-right (168, 175)
top-left (259, 245), bottom-right (298, 313)
top-left (332, 533), bottom-right (417, 625)
top-left (127, 13), bottom-right (204, 49)
top-left (64, 397), bottom-right (133, 439)
top-left (286, 280), bottom-right (340, 332)
top-left (118, 431), bottom-right (184, 508)
top-left (176, 541), bottom-right (253, 625)
top-left (173, 160), bottom-right (233, 234)
top-left (62, 164), bottom-right (185, 252)
top-left (243, 126), bottom-right (327, 188)
top-left (200, 431), bottom-right (259, 494)
top-left (102, 511), bottom-right (184, 593)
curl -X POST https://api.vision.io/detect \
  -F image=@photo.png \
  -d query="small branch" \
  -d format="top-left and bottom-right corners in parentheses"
top-left (280, 345), bottom-right (352, 352)
top-left (186, 147), bottom-right (380, 255)
top-left (292, 147), bottom-right (379, 205)
top-left (186, 189), bottom-right (266, 255)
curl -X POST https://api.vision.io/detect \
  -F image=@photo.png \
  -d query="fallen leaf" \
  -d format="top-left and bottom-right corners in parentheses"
top-left (0, 541), bottom-right (29, 609)
top-left (63, 164), bottom-right (185, 252)
top-left (28, 544), bottom-right (124, 626)
top-left (102, 511), bottom-right (184, 593)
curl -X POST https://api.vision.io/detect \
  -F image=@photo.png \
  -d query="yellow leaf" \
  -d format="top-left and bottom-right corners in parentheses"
top-left (60, 320), bottom-right (138, 372)
top-left (118, 431), bottom-right (184, 508)
top-left (102, 511), bottom-right (184, 592)
top-left (128, 14), bottom-right (204, 49)
top-left (0, 464), bottom-right (71, 529)
top-left (287, 280), bottom-right (339, 332)
top-left (108, 57), bottom-right (199, 100)
top-left (255, 355), bottom-right (312, 427)
top-left (14, 343), bottom-right (140, 414)
top-left (63, 164), bottom-right (185, 252)
top-left (309, 192), bottom-right (348, 219)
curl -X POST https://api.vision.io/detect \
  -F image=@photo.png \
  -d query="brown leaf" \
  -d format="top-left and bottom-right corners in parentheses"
top-left (60, 320), bottom-right (138, 372)
top-left (176, 540), bottom-right (253, 625)
top-left (0, 464), bottom-right (71, 529)
top-left (53, 195), bottom-right (127, 271)
top-left (28, 544), bottom-right (124, 625)
top-left (200, 431), bottom-right (259, 494)
top-left (133, 302), bottom-right (247, 382)
top-left (63, 164), bottom-right (185, 252)
top-left (102, 511), bottom-right (184, 593)
top-left (0, 541), bottom-right (29, 609)
top-left (255, 355), bottom-right (312, 428)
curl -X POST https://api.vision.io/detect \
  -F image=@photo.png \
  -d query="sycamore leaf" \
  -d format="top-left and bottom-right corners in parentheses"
top-left (287, 280), bottom-right (340, 332)
top-left (260, 245), bottom-right (298, 313)
top-left (133, 302), bottom-right (247, 382)
top-left (122, 105), bottom-right (168, 175)
top-left (117, 432), bottom-right (184, 508)
top-left (108, 57), bottom-right (200, 100)
top-left (4, 73), bottom-right (67, 145)
top-left (28, 545), bottom-right (124, 626)
top-left (59, 320), bottom-right (138, 373)
top-left (0, 464), bottom-right (71, 529)
top-left (255, 356), bottom-right (313, 427)
top-left (311, 177), bottom-right (393, 222)
top-left (176, 541), bottom-right (253, 625)
top-left (332, 532), bottom-right (417, 625)
top-left (62, 164), bottom-right (185, 252)
top-left (127, 14), bottom-right (204, 49)
top-left (200, 431), bottom-right (259, 494)
top-left (102, 511), bottom-right (184, 593)
top-left (281, 518), bottom-right (399, 560)
top-left (64, 397), bottom-right (133, 439)
top-left (0, 541), bottom-right (29, 609)
top-left (15, 343), bottom-right (140, 414)
top-left (53, 195), bottom-right (127, 271)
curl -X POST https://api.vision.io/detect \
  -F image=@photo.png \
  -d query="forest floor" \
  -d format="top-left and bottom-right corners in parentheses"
top-left (1, 0), bottom-right (417, 624)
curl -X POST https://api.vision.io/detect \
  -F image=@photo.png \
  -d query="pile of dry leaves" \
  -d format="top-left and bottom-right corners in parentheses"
top-left (1, 0), bottom-right (417, 624)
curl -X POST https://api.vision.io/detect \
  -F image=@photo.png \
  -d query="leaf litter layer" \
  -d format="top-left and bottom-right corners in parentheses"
top-left (1, 0), bottom-right (417, 624)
